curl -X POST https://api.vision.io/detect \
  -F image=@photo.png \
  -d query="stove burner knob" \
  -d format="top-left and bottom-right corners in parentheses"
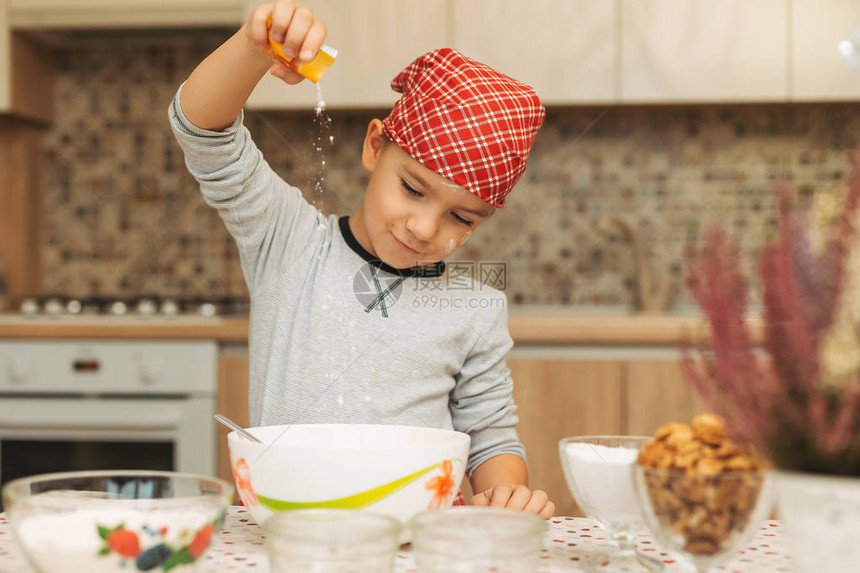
top-left (197, 302), bottom-right (217, 318)
top-left (66, 299), bottom-right (83, 315)
top-left (161, 299), bottom-right (179, 318)
top-left (136, 299), bottom-right (157, 318)
top-left (44, 298), bottom-right (64, 317)
top-left (110, 301), bottom-right (128, 316)
top-left (9, 357), bottom-right (30, 384)
top-left (20, 298), bottom-right (40, 317)
top-left (139, 363), bottom-right (162, 385)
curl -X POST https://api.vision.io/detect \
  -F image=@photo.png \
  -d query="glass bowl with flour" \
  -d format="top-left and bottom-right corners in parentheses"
top-left (559, 436), bottom-right (663, 572)
top-left (1, 470), bottom-right (232, 573)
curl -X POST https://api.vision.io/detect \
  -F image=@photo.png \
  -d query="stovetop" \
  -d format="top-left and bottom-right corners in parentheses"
top-left (15, 295), bottom-right (250, 318)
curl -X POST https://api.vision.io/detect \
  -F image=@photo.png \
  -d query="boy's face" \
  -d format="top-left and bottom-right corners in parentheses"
top-left (351, 120), bottom-right (495, 269)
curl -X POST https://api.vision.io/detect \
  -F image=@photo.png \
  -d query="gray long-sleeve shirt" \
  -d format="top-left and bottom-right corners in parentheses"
top-left (169, 88), bottom-right (525, 476)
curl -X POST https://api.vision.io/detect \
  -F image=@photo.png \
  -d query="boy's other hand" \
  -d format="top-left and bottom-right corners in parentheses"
top-left (470, 484), bottom-right (555, 519)
top-left (244, 0), bottom-right (327, 84)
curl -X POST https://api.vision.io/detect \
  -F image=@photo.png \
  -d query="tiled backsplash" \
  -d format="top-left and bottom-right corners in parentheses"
top-left (36, 30), bottom-right (860, 309)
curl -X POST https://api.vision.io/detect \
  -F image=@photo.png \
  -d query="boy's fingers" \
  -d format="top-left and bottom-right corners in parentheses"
top-left (539, 500), bottom-right (556, 520)
top-left (282, 4), bottom-right (315, 59)
top-left (523, 489), bottom-right (549, 514)
top-left (269, 62), bottom-right (304, 85)
top-left (506, 486), bottom-right (533, 510)
top-left (269, 0), bottom-right (297, 45)
top-left (248, 4), bottom-right (274, 51)
top-left (299, 17), bottom-right (327, 62)
top-left (471, 491), bottom-right (490, 506)
top-left (487, 485), bottom-right (513, 508)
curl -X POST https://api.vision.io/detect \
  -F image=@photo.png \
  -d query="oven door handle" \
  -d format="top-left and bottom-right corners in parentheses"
top-left (0, 397), bottom-right (206, 431)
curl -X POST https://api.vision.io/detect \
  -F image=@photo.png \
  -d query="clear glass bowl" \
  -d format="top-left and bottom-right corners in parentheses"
top-left (263, 508), bottom-right (401, 573)
top-left (633, 465), bottom-right (773, 573)
top-left (409, 507), bottom-right (546, 573)
top-left (1, 470), bottom-right (232, 573)
top-left (559, 435), bottom-right (663, 572)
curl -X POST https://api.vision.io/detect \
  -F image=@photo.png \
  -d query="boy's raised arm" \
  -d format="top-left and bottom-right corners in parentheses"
top-left (180, 1), bottom-right (327, 131)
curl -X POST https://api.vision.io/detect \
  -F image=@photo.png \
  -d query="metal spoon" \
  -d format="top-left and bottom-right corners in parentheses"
top-left (214, 413), bottom-right (263, 443)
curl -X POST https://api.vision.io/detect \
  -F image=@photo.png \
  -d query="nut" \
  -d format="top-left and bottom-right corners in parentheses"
top-left (637, 414), bottom-right (766, 555)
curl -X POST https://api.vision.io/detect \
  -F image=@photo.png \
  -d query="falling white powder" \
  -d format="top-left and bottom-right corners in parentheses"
top-left (311, 82), bottom-right (333, 204)
top-left (315, 83), bottom-right (326, 112)
top-left (563, 443), bottom-right (643, 528)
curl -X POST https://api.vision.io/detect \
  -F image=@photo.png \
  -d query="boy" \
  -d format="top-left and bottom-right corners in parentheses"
top-left (171, 0), bottom-right (554, 518)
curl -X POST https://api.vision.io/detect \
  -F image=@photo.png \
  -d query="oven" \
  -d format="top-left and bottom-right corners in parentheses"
top-left (0, 340), bottom-right (218, 509)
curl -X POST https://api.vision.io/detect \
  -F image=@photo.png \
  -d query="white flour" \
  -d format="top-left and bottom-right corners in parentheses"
top-left (563, 443), bottom-right (642, 528)
top-left (12, 504), bottom-right (217, 572)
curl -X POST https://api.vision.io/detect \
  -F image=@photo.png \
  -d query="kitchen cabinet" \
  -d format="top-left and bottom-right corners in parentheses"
top-left (0, 120), bottom-right (42, 304)
top-left (0, 0), bottom-right (54, 123)
top-left (245, 0), bottom-right (449, 110)
top-left (0, 0), bottom-right (8, 114)
top-left (0, 3), bottom-right (46, 305)
top-left (509, 352), bottom-right (624, 517)
top-left (217, 349), bottom-right (249, 503)
top-left (620, 0), bottom-right (788, 103)
top-left (623, 355), bottom-right (705, 436)
top-left (792, 0), bottom-right (860, 101)
top-left (452, 0), bottom-right (617, 104)
top-left (7, 0), bottom-right (244, 29)
top-left (509, 348), bottom-right (705, 517)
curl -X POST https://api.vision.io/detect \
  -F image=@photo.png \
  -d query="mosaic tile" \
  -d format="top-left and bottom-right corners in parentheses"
top-left (34, 30), bottom-right (860, 310)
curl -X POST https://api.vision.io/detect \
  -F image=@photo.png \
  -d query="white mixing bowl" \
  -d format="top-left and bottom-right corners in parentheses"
top-left (227, 424), bottom-right (471, 527)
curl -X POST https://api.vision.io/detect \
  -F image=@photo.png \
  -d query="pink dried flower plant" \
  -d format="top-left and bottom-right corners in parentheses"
top-left (682, 160), bottom-right (860, 476)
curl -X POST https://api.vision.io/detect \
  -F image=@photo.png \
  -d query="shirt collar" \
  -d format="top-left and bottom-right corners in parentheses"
top-left (338, 216), bottom-right (445, 278)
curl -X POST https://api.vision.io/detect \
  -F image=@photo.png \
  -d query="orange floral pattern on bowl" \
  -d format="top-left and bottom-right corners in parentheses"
top-left (231, 454), bottom-right (258, 507)
top-left (425, 459), bottom-right (456, 509)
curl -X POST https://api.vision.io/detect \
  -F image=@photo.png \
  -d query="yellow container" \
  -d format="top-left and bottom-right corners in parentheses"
top-left (269, 42), bottom-right (337, 83)
top-left (266, 17), bottom-right (337, 83)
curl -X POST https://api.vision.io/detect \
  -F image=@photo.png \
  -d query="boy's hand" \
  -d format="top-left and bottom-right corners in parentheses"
top-left (470, 484), bottom-right (556, 519)
top-left (244, 0), bottom-right (327, 84)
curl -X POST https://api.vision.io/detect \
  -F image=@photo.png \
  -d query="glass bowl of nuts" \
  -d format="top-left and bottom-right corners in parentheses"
top-left (632, 415), bottom-right (773, 573)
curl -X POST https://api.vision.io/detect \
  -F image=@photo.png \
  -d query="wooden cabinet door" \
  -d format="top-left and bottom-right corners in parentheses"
top-left (453, 0), bottom-right (616, 104)
top-left (0, 0), bottom-right (8, 113)
top-left (8, 0), bottom-right (244, 28)
top-left (217, 351), bottom-right (250, 501)
top-left (792, 0), bottom-right (860, 100)
top-left (508, 354), bottom-right (623, 517)
top-left (620, 0), bottom-right (787, 103)
top-left (245, 0), bottom-right (448, 110)
top-left (623, 356), bottom-right (705, 436)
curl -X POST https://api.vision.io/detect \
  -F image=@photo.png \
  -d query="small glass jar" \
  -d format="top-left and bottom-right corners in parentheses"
top-left (409, 507), bottom-right (546, 573)
top-left (263, 509), bottom-right (401, 573)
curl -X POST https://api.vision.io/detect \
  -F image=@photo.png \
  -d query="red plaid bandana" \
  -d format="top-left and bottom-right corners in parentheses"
top-left (382, 49), bottom-right (545, 208)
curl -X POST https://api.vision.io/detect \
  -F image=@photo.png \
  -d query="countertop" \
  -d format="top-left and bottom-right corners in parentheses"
top-left (0, 309), bottom-right (764, 345)
top-left (0, 506), bottom-right (791, 572)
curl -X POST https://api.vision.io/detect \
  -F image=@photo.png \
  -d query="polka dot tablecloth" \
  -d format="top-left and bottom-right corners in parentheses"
top-left (0, 507), bottom-right (791, 572)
